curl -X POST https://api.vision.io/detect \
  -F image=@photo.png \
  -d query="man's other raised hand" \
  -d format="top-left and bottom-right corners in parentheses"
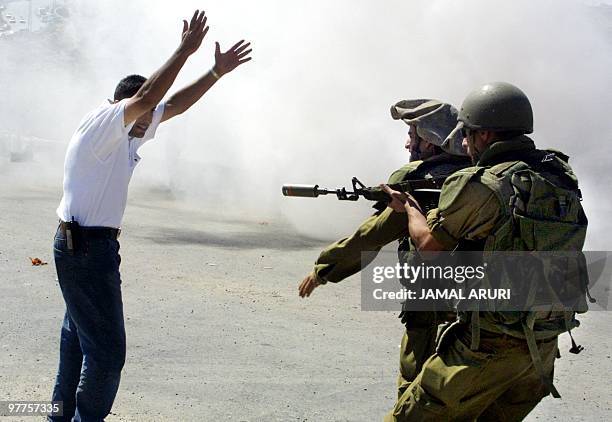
top-left (214, 40), bottom-right (253, 76)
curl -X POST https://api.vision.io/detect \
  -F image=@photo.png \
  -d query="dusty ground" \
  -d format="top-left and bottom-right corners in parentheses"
top-left (0, 163), bottom-right (611, 422)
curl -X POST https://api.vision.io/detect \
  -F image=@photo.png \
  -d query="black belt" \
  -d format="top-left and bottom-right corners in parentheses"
top-left (58, 221), bottom-right (121, 240)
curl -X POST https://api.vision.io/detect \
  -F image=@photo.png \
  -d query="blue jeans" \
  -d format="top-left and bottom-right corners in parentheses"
top-left (49, 226), bottom-right (126, 422)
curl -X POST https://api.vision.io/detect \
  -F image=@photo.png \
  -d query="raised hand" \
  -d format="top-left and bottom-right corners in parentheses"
top-left (213, 40), bottom-right (253, 76)
top-left (179, 10), bottom-right (209, 56)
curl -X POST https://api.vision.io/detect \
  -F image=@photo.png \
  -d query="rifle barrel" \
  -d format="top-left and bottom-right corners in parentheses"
top-left (282, 184), bottom-right (329, 198)
top-left (282, 177), bottom-right (444, 202)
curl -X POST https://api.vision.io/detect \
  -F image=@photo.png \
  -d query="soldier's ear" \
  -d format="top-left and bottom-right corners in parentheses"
top-left (484, 131), bottom-right (498, 142)
top-left (423, 141), bottom-right (436, 152)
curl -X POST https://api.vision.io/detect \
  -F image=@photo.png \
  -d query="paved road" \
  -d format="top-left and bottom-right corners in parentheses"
top-left (0, 169), bottom-right (610, 421)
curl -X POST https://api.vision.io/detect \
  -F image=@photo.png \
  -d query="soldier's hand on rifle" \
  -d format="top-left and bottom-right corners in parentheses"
top-left (178, 10), bottom-right (209, 56)
top-left (381, 184), bottom-right (424, 214)
top-left (213, 40), bottom-right (252, 77)
top-left (298, 272), bottom-right (321, 298)
top-left (381, 184), bottom-right (408, 213)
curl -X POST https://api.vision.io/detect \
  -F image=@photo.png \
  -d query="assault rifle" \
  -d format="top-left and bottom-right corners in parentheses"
top-left (282, 177), bottom-right (445, 211)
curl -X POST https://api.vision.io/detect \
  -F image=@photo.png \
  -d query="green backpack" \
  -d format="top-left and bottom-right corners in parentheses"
top-left (460, 148), bottom-right (589, 398)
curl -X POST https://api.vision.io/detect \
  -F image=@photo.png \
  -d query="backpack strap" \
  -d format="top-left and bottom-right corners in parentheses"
top-left (522, 314), bottom-right (561, 398)
top-left (470, 310), bottom-right (481, 351)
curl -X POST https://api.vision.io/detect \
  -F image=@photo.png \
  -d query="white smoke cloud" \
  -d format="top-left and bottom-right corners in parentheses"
top-left (1, 0), bottom-right (610, 247)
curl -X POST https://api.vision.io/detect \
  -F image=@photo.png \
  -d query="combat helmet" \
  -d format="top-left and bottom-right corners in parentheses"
top-left (391, 99), bottom-right (467, 156)
top-left (458, 82), bottom-right (533, 134)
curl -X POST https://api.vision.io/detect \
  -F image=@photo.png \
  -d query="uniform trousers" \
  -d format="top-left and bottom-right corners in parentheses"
top-left (385, 324), bottom-right (558, 422)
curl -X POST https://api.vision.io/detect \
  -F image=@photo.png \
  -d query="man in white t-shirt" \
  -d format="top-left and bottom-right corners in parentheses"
top-left (49, 10), bottom-right (252, 422)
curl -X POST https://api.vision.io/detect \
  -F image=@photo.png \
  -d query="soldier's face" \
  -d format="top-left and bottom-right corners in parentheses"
top-left (407, 125), bottom-right (436, 161)
top-left (406, 126), bottom-right (419, 160)
top-left (462, 128), bottom-right (491, 164)
top-left (462, 128), bottom-right (477, 163)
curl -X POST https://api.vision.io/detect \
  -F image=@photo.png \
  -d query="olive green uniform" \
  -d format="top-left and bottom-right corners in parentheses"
top-left (314, 153), bottom-right (471, 395)
top-left (385, 136), bottom-right (584, 422)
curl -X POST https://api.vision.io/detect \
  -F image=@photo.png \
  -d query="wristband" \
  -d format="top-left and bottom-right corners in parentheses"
top-left (210, 68), bottom-right (221, 80)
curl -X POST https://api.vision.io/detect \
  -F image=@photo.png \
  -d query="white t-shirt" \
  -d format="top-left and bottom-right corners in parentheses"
top-left (56, 100), bottom-right (165, 228)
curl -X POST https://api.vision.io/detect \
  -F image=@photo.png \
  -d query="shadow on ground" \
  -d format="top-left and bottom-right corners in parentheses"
top-left (139, 226), bottom-right (325, 251)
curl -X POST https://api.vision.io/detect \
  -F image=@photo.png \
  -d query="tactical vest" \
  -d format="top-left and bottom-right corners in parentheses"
top-left (395, 155), bottom-right (472, 326)
top-left (453, 147), bottom-right (589, 398)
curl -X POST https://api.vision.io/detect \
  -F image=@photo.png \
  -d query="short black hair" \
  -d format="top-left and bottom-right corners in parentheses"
top-left (113, 74), bottom-right (147, 101)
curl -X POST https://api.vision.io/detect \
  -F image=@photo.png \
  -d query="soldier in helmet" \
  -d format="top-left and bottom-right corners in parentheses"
top-left (298, 99), bottom-right (471, 399)
top-left (382, 82), bottom-right (588, 421)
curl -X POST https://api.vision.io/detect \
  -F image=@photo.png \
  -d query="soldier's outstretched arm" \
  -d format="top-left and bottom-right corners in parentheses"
top-left (298, 207), bottom-right (408, 298)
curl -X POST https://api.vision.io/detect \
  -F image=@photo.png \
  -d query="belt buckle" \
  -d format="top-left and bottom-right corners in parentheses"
top-left (116, 229), bottom-right (121, 239)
